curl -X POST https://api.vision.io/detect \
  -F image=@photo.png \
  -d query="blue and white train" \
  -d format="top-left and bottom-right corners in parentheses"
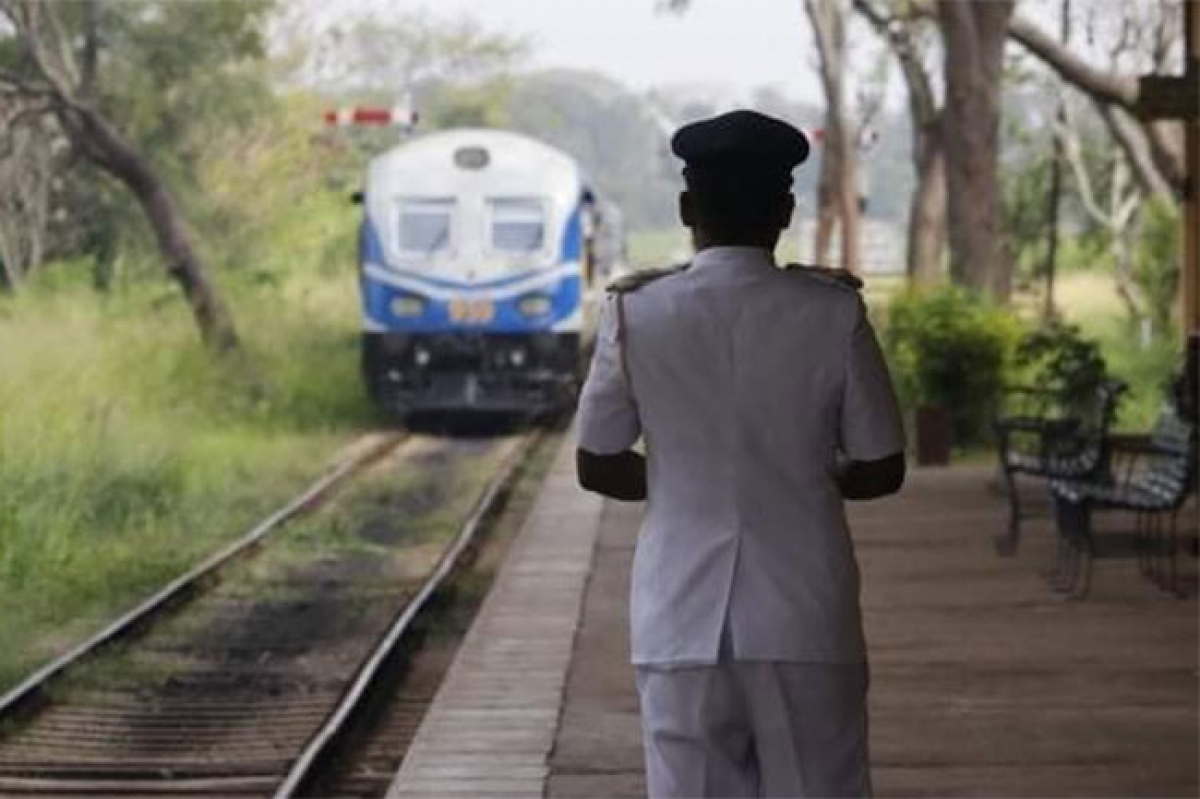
top-left (356, 128), bottom-right (624, 417)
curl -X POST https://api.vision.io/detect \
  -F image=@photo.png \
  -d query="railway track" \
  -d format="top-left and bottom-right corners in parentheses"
top-left (0, 430), bottom-right (539, 798)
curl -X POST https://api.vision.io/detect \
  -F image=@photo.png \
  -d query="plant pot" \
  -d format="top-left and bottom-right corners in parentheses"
top-left (915, 405), bottom-right (952, 466)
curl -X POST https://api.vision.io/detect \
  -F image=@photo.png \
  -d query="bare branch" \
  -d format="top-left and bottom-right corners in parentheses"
top-left (1095, 102), bottom-right (1175, 198)
top-left (853, 0), bottom-right (938, 125)
top-left (1056, 103), bottom-right (1109, 228)
top-left (1010, 8), bottom-right (1185, 198)
top-left (1143, 118), bottom-right (1186, 189)
top-left (79, 0), bottom-right (98, 99)
top-left (7, 0), bottom-right (79, 101)
top-left (1055, 96), bottom-right (1147, 319)
top-left (0, 70), bottom-right (56, 99)
top-left (1008, 13), bottom-right (1141, 109)
top-left (41, 0), bottom-right (81, 88)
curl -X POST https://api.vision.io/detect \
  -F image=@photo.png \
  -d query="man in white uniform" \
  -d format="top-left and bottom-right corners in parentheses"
top-left (575, 109), bottom-right (905, 798)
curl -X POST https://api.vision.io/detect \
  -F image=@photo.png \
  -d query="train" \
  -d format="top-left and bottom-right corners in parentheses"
top-left (355, 128), bottom-right (625, 418)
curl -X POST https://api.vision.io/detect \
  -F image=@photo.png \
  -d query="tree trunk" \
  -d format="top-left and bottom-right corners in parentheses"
top-left (853, 0), bottom-right (945, 283)
top-left (1042, 0), bottom-right (1072, 321)
top-left (805, 0), bottom-right (859, 272)
top-left (838, 141), bottom-right (859, 271)
top-left (58, 103), bottom-right (239, 350)
top-left (814, 164), bottom-right (839, 265)
top-left (1096, 102), bottom-right (1175, 199)
top-left (0, 120), bottom-right (54, 291)
top-left (907, 135), bottom-right (946, 285)
top-left (937, 0), bottom-right (1015, 300)
top-left (1111, 224), bottom-right (1146, 324)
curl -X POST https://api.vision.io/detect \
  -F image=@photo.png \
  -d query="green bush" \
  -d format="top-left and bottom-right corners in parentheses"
top-left (1132, 196), bottom-right (1182, 338)
top-left (1094, 322), bottom-right (1180, 430)
top-left (882, 286), bottom-right (1017, 445)
top-left (0, 266), bottom-right (378, 687)
top-left (1012, 319), bottom-right (1112, 418)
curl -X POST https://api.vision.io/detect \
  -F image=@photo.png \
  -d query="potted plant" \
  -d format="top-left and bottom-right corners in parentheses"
top-left (883, 287), bottom-right (1014, 465)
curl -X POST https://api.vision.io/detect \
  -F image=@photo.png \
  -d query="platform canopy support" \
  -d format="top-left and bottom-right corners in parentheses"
top-left (1183, 0), bottom-right (1199, 338)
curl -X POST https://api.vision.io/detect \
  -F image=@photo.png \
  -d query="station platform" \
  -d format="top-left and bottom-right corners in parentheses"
top-left (389, 436), bottom-right (1198, 798)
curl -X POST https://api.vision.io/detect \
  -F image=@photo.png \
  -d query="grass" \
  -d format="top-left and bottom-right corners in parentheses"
top-left (51, 434), bottom-right (526, 698)
top-left (1050, 272), bottom-right (1180, 431)
top-left (0, 90), bottom-right (378, 694)
top-left (0, 253), bottom-right (379, 692)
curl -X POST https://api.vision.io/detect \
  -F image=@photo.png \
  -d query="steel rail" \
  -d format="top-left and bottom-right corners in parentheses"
top-left (0, 433), bottom-right (405, 720)
top-left (273, 430), bottom-right (539, 799)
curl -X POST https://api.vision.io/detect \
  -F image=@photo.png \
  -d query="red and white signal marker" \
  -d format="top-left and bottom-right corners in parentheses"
top-left (323, 105), bottom-right (419, 129)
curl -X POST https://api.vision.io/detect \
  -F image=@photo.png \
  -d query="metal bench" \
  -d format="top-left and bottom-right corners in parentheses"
top-left (993, 379), bottom-right (1127, 556)
top-left (1050, 406), bottom-right (1197, 598)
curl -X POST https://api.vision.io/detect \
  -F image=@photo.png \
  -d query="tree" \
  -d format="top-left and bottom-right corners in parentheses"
top-left (299, 8), bottom-right (528, 170)
top-left (805, 0), bottom-right (860, 272)
top-left (854, 0), bottom-right (944, 284)
top-left (506, 70), bottom-right (679, 231)
top-left (0, 107), bottom-right (56, 290)
top-left (1039, 0), bottom-right (1073, 320)
top-left (937, 0), bottom-right (1015, 300)
top-left (0, 0), bottom-right (241, 350)
top-left (1059, 93), bottom-right (1158, 332)
top-left (303, 11), bottom-right (527, 102)
top-left (1007, 0), bottom-right (1188, 337)
top-left (1007, 3), bottom-right (1186, 198)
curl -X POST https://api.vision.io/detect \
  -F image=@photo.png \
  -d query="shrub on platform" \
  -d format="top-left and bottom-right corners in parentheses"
top-left (882, 286), bottom-right (1017, 447)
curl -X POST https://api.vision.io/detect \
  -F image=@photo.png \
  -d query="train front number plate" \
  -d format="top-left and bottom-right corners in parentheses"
top-left (448, 299), bottom-right (495, 324)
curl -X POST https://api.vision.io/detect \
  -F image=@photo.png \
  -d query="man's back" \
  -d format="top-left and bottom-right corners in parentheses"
top-left (582, 246), bottom-right (903, 667)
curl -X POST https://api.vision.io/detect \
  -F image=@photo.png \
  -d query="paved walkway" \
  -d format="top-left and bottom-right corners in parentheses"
top-left (389, 438), bottom-right (1198, 797)
top-left (388, 439), bottom-right (604, 798)
top-left (549, 467), bottom-right (1198, 798)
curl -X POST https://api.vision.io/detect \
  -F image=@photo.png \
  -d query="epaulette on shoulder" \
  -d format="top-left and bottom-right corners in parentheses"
top-left (606, 263), bottom-right (689, 294)
top-left (781, 262), bottom-right (863, 291)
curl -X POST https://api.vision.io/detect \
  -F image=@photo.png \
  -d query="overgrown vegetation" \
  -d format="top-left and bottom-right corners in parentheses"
top-left (0, 255), bottom-right (373, 690)
top-left (0, 55), bottom-right (375, 688)
top-left (1012, 320), bottom-right (1111, 414)
top-left (878, 274), bottom-right (1180, 454)
top-left (882, 286), bottom-right (1018, 446)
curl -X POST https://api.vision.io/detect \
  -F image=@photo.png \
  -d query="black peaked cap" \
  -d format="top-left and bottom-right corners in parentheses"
top-left (671, 109), bottom-right (810, 175)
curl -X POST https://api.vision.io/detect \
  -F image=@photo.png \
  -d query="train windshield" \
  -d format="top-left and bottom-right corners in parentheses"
top-left (488, 198), bottom-right (545, 255)
top-left (397, 198), bottom-right (454, 256)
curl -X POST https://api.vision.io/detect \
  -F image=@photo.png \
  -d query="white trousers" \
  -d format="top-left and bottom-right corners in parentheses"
top-left (634, 661), bottom-right (871, 799)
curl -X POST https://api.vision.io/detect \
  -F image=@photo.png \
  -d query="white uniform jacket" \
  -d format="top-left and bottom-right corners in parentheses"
top-left (577, 246), bottom-right (904, 667)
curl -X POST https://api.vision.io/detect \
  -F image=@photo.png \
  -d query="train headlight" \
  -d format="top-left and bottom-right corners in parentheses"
top-left (414, 347), bottom-right (431, 367)
top-left (510, 348), bottom-right (527, 368)
top-left (391, 295), bottom-right (425, 317)
top-left (518, 294), bottom-right (553, 317)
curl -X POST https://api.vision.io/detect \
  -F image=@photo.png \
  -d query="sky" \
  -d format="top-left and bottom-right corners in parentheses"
top-left (386, 0), bottom-right (827, 103)
top-left (308, 0), bottom-right (1090, 115)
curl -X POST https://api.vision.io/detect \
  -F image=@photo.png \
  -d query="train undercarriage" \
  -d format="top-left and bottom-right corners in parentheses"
top-left (363, 331), bottom-right (584, 418)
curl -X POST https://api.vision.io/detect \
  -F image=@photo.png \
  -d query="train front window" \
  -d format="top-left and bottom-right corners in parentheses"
top-left (488, 198), bottom-right (545, 255)
top-left (397, 198), bottom-right (454, 256)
